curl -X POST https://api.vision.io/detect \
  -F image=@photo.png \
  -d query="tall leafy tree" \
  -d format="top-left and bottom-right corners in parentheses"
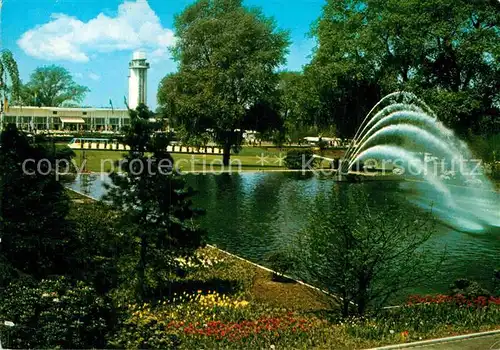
top-left (307, 0), bottom-right (500, 137)
top-left (158, 0), bottom-right (290, 165)
top-left (0, 50), bottom-right (21, 108)
top-left (24, 65), bottom-right (89, 107)
top-left (104, 104), bottom-right (204, 301)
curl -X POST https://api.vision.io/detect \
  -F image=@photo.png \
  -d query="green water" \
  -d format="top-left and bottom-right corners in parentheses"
top-left (70, 172), bottom-right (500, 295)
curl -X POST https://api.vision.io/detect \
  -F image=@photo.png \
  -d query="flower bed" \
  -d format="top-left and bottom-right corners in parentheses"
top-left (108, 247), bottom-right (500, 349)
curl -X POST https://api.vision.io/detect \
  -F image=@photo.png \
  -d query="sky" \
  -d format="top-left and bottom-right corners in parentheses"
top-left (2, 0), bottom-right (323, 110)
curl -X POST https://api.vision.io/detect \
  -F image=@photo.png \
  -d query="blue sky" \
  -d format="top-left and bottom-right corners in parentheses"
top-left (3, 0), bottom-right (323, 109)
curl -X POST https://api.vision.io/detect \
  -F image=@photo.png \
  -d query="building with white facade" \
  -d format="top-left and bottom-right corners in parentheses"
top-left (3, 106), bottom-right (130, 132)
top-left (0, 51), bottom-right (151, 132)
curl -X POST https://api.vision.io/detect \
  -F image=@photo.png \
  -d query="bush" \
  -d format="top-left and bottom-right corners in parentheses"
top-left (317, 140), bottom-right (328, 151)
top-left (297, 189), bottom-right (440, 316)
top-left (494, 269), bottom-right (500, 296)
top-left (264, 250), bottom-right (297, 282)
top-left (284, 148), bottom-right (315, 169)
top-left (66, 200), bottom-right (124, 295)
top-left (491, 163), bottom-right (500, 180)
top-left (0, 276), bottom-right (115, 349)
top-left (449, 278), bottom-right (491, 299)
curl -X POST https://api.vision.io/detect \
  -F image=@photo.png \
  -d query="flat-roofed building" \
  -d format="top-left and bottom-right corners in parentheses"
top-left (1, 106), bottom-right (130, 132)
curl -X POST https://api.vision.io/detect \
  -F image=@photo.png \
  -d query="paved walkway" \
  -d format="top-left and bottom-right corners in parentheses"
top-left (407, 334), bottom-right (500, 350)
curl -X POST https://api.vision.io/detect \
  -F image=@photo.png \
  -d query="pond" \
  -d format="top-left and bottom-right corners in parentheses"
top-left (69, 172), bottom-right (500, 297)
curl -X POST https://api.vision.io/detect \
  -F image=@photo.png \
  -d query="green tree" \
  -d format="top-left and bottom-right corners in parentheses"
top-left (24, 65), bottom-right (89, 107)
top-left (298, 189), bottom-right (442, 316)
top-left (158, 0), bottom-right (290, 165)
top-left (0, 125), bottom-right (73, 280)
top-left (0, 50), bottom-right (21, 108)
top-left (307, 0), bottom-right (500, 137)
top-left (104, 104), bottom-right (204, 301)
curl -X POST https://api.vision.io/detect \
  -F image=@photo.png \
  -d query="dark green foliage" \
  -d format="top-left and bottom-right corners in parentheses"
top-left (104, 104), bottom-right (204, 301)
top-left (265, 250), bottom-right (297, 281)
top-left (66, 200), bottom-right (124, 295)
top-left (318, 139), bottom-right (328, 151)
top-left (494, 269), bottom-right (500, 296)
top-left (0, 125), bottom-right (74, 280)
top-left (284, 148), bottom-right (314, 169)
top-left (109, 322), bottom-right (179, 349)
top-left (0, 276), bottom-right (114, 349)
top-left (449, 278), bottom-right (491, 299)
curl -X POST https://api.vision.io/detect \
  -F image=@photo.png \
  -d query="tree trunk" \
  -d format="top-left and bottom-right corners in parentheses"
top-left (223, 143), bottom-right (231, 167)
top-left (342, 299), bottom-right (350, 317)
top-left (341, 289), bottom-right (350, 317)
top-left (356, 273), bottom-right (370, 315)
top-left (137, 234), bottom-right (147, 301)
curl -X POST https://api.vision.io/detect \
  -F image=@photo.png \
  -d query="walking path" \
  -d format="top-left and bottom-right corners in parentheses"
top-left (412, 334), bottom-right (500, 349)
top-left (367, 331), bottom-right (500, 350)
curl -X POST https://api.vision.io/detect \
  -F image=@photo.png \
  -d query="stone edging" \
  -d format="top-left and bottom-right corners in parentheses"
top-left (65, 186), bottom-right (351, 305)
top-left (364, 329), bottom-right (500, 350)
top-left (68, 188), bottom-right (98, 200)
top-left (205, 244), bottom-right (348, 304)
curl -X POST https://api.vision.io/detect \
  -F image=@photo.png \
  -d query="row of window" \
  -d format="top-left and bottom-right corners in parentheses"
top-left (3, 116), bottom-right (130, 125)
top-left (48, 111), bottom-right (89, 115)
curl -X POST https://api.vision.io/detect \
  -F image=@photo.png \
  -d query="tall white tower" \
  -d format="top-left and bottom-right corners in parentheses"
top-left (128, 51), bottom-right (150, 110)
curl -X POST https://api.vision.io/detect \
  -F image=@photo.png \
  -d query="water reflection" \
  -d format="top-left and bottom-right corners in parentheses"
top-left (69, 173), bottom-right (500, 294)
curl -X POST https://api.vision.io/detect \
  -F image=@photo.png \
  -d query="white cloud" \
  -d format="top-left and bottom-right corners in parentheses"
top-left (17, 0), bottom-right (175, 63)
top-left (88, 72), bottom-right (101, 81)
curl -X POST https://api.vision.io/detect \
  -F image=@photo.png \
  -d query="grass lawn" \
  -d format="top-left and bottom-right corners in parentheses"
top-left (71, 147), bottom-right (337, 173)
top-left (72, 147), bottom-right (288, 172)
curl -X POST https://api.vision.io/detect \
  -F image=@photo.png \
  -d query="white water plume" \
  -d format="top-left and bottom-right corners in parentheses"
top-left (342, 92), bottom-right (500, 233)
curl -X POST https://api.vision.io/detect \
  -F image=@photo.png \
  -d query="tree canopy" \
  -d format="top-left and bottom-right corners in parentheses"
top-left (158, 0), bottom-right (290, 165)
top-left (0, 50), bottom-right (21, 107)
top-left (305, 0), bottom-right (500, 137)
top-left (23, 65), bottom-right (89, 107)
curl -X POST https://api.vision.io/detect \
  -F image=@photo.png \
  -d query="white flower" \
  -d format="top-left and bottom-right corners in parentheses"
top-left (4, 321), bottom-right (14, 327)
top-left (389, 330), bottom-right (395, 334)
top-left (270, 345), bottom-right (276, 350)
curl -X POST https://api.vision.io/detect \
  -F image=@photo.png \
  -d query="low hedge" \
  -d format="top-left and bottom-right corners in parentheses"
top-left (284, 148), bottom-right (315, 169)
